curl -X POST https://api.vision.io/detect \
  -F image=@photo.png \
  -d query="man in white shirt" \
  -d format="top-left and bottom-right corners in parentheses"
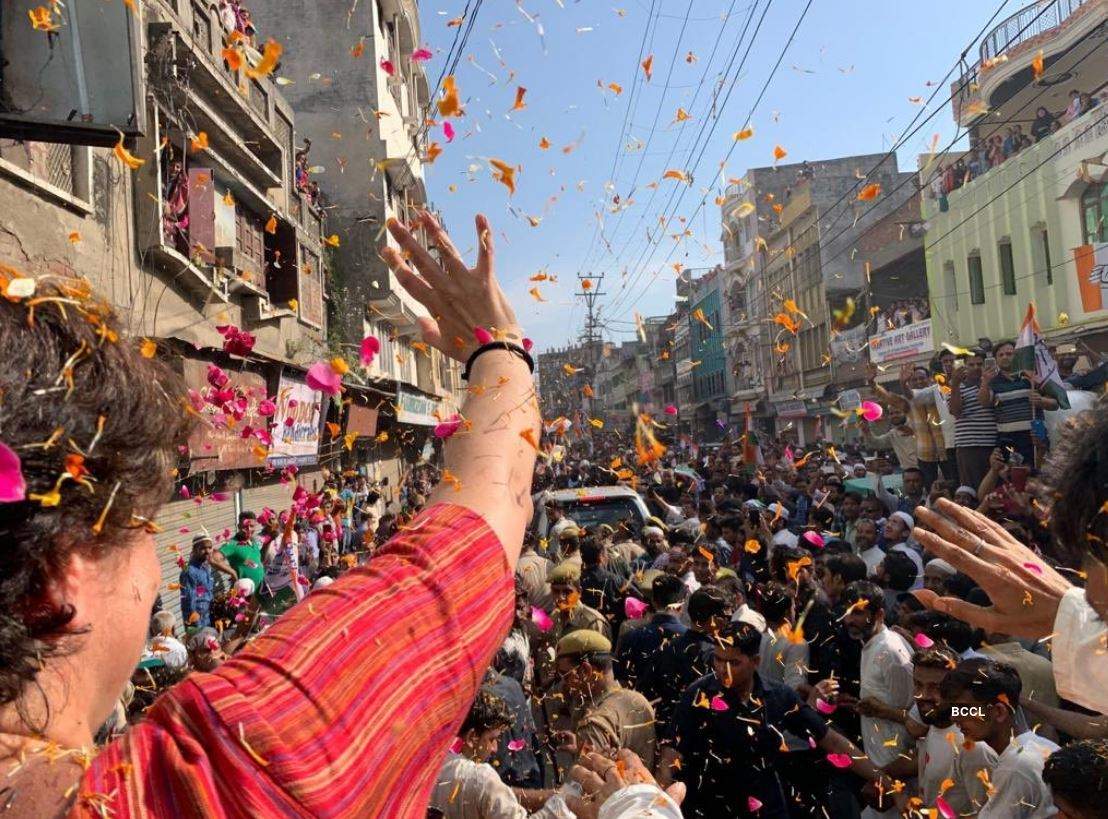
top-left (546, 500), bottom-right (577, 541)
top-left (853, 518), bottom-right (885, 577)
top-left (144, 610), bottom-right (188, 671)
top-left (943, 658), bottom-right (1058, 818)
top-left (882, 511), bottom-right (923, 590)
top-left (842, 581), bottom-right (914, 819)
top-left (905, 646), bottom-right (977, 816)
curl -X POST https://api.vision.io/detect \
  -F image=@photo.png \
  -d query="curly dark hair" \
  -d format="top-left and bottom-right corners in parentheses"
top-left (0, 277), bottom-right (192, 727)
top-left (1042, 739), bottom-right (1108, 812)
top-left (1037, 394), bottom-right (1108, 567)
top-left (459, 688), bottom-right (513, 736)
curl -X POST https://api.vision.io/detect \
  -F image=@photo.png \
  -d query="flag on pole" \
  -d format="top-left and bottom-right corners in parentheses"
top-left (1013, 303), bottom-right (1070, 410)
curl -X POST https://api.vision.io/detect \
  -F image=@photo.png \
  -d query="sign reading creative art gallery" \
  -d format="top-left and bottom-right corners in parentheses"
top-left (396, 385), bottom-right (440, 426)
top-left (869, 319), bottom-right (934, 364)
top-left (268, 375), bottom-right (323, 466)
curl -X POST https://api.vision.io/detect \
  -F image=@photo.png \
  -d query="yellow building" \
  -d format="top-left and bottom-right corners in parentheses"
top-left (923, 0), bottom-right (1108, 348)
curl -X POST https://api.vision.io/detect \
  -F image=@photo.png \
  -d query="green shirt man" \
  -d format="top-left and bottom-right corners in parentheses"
top-left (221, 511), bottom-right (265, 591)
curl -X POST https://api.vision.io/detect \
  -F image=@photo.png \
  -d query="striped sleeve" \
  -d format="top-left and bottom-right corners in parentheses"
top-left (75, 503), bottom-right (514, 819)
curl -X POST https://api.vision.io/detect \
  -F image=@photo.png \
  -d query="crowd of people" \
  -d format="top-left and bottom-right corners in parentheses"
top-left (931, 86), bottom-right (1104, 204)
top-left (0, 211), bottom-right (1106, 818)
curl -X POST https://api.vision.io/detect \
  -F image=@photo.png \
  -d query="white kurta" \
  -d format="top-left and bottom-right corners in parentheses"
top-left (860, 626), bottom-right (914, 819)
top-left (975, 732), bottom-right (1059, 819)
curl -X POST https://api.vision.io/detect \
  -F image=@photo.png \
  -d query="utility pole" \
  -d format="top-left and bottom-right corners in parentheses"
top-left (575, 272), bottom-right (605, 420)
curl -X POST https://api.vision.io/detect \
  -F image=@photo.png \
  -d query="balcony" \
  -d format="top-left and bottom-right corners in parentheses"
top-left (955, 0), bottom-right (1106, 128)
top-left (980, 0), bottom-right (1092, 63)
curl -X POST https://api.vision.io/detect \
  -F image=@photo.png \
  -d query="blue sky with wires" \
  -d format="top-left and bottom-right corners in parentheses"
top-left (417, 0), bottom-right (1015, 352)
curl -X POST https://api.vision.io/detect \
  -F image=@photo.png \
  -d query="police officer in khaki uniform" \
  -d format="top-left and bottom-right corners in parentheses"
top-left (552, 630), bottom-right (657, 771)
top-left (548, 562), bottom-right (611, 641)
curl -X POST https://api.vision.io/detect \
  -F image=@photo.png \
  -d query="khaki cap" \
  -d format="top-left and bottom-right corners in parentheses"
top-left (556, 629), bottom-right (613, 658)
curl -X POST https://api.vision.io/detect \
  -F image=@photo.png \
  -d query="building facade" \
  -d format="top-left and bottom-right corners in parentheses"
top-left (924, 0), bottom-right (1108, 351)
top-left (251, 0), bottom-right (464, 487)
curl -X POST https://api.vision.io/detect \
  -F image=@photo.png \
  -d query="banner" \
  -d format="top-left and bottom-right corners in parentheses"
top-left (396, 384), bottom-right (440, 426)
top-left (1073, 243), bottom-right (1108, 313)
top-left (183, 359), bottom-right (267, 471)
top-left (868, 318), bottom-right (934, 364)
top-left (268, 376), bottom-right (323, 466)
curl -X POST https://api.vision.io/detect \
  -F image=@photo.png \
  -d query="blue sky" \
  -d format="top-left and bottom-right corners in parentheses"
top-left (418, 0), bottom-right (1009, 352)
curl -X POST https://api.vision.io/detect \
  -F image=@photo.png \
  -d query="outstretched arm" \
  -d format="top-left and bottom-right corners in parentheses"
top-left (383, 212), bottom-right (540, 566)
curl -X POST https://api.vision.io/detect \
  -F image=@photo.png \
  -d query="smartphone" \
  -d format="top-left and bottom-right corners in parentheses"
top-left (983, 356), bottom-right (998, 375)
top-left (1009, 465), bottom-right (1030, 492)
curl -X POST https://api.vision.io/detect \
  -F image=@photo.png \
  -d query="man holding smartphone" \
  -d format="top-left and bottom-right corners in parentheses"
top-left (947, 349), bottom-right (998, 491)
top-left (977, 340), bottom-right (1057, 468)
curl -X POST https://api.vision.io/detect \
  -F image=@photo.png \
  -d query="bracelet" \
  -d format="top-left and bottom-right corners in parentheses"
top-left (462, 341), bottom-right (534, 381)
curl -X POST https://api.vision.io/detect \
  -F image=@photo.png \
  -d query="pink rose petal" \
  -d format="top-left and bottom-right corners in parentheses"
top-left (815, 698), bottom-right (837, 714)
top-left (506, 738), bottom-right (526, 752)
top-left (664, 404), bottom-right (678, 415)
top-left (914, 632), bottom-right (935, 649)
top-left (210, 492), bottom-right (230, 502)
top-left (474, 326), bottom-right (494, 345)
top-left (443, 120), bottom-right (455, 143)
top-left (522, 338), bottom-right (534, 353)
top-left (801, 531), bottom-right (825, 549)
top-left (531, 606), bottom-right (553, 633)
top-left (306, 361), bottom-right (342, 396)
top-left (258, 399), bottom-right (277, 416)
top-left (379, 58), bottom-right (394, 76)
top-left (624, 597), bottom-right (649, 620)
top-left (860, 400), bottom-right (884, 422)
top-left (747, 796), bottom-right (763, 812)
top-left (826, 753), bottom-right (853, 769)
top-left (360, 336), bottom-right (381, 367)
top-left (2, 443), bottom-right (39, 502)
top-left (434, 414), bottom-right (464, 440)
top-left (936, 795), bottom-right (955, 819)
top-left (709, 695), bottom-right (729, 712)
top-left (410, 47), bottom-right (433, 62)
top-left (179, 485), bottom-right (191, 499)
top-left (1022, 561), bottom-right (1043, 575)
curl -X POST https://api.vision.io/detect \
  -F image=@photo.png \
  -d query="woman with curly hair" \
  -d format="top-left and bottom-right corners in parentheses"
top-left (0, 213), bottom-right (545, 817)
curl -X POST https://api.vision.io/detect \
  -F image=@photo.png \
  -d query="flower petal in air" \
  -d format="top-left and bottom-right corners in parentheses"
top-left (0, 442), bottom-right (27, 503)
top-left (815, 698), bottom-right (837, 715)
top-left (859, 400), bottom-right (883, 422)
top-left (709, 695), bottom-right (729, 712)
top-left (625, 597), bottom-right (649, 620)
top-left (747, 797), bottom-right (763, 812)
top-left (826, 753), bottom-right (853, 769)
top-left (474, 326), bottom-right (494, 345)
top-left (434, 414), bottom-right (464, 440)
top-left (360, 336), bottom-right (381, 367)
top-left (411, 47), bottom-right (433, 62)
top-left (914, 632), bottom-right (935, 649)
top-left (531, 606), bottom-right (553, 632)
top-left (306, 361), bottom-right (342, 396)
top-left (507, 739), bottom-right (526, 752)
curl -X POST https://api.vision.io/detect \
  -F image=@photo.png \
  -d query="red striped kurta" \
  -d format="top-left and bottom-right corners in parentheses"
top-left (73, 503), bottom-right (514, 818)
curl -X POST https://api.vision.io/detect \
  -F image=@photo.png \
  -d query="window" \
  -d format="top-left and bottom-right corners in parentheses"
top-left (998, 239), bottom-right (1016, 295)
top-left (943, 261), bottom-right (957, 312)
top-left (0, 141), bottom-right (91, 208)
top-left (968, 253), bottom-right (985, 305)
top-left (1081, 182), bottom-right (1107, 244)
top-left (1032, 227), bottom-right (1053, 286)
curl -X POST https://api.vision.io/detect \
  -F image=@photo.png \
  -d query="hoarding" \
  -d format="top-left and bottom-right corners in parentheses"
top-left (268, 375), bottom-right (323, 466)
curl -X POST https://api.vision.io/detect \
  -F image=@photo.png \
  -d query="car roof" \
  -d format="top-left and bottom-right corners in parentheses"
top-left (534, 486), bottom-right (643, 502)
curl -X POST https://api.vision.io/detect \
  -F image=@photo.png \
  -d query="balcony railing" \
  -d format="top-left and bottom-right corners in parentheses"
top-left (980, 0), bottom-right (1090, 63)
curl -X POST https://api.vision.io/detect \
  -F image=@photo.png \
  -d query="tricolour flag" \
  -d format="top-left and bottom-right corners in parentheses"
top-left (1013, 303), bottom-right (1070, 410)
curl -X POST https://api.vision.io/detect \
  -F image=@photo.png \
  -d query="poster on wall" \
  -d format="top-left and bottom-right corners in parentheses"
top-left (183, 359), bottom-right (267, 471)
top-left (268, 375), bottom-right (323, 466)
top-left (1073, 243), bottom-right (1108, 312)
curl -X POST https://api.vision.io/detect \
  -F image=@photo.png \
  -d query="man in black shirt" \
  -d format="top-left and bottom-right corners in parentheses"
top-left (672, 621), bottom-right (891, 818)
top-left (614, 573), bottom-right (688, 690)
top-left (580, 536), bottom-right (629, 632)
top-left (647, 587), bottom-right (732, 743)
